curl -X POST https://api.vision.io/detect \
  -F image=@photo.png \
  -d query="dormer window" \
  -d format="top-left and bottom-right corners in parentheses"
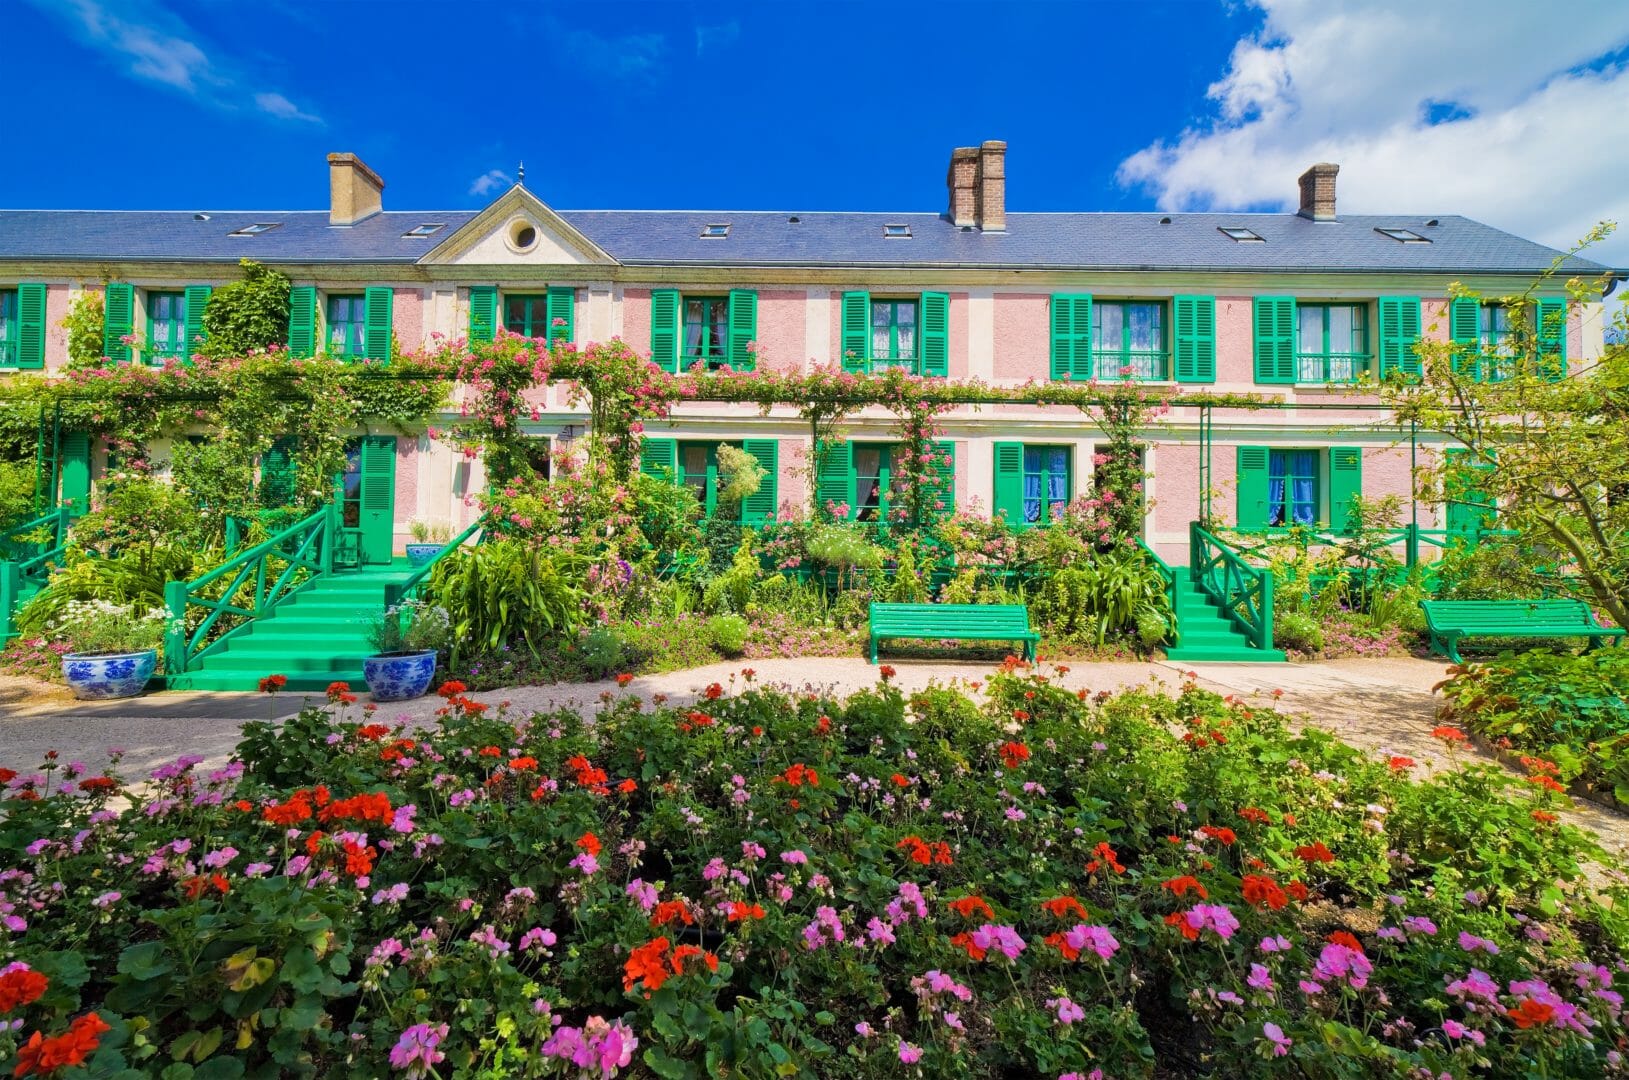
top-left (1376, 227), bottom-right (1430, 244)
top-left (700, 224), bottom-right (731, 239)
top-left (1219, 226), bottom-right (1264, 242)
top-left (230, 223), bottom-right (280, 236)
top-left (403, 223), bottom-right (445, 237)
top-left (883, 224), bottom-right (911, 239)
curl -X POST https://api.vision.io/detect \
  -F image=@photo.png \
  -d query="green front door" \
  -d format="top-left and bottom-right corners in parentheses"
top-left (341, 436), bottom-right (397, 564)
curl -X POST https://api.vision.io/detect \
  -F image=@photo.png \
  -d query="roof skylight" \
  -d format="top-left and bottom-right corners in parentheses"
top-left (883, 224), bottom-right (912, 238)
top-left (700, 223), bottom-right (731, 238)
top-left (1218, 226), bottom-right (1264, 242)
top-left (230, 223), bottom-right (280, 236)
top-left (404, 223), bottom-right (445, 237)
top-left (1376, 227), bottom-right (1431, 244)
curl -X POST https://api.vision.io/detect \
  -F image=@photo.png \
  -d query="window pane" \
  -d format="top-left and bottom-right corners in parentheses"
top-left (872, 304), bottom-right (890, 358)
top-left (1128, 303), bottom-right (1159, 351)
top-left (896, 316), bottom-right (915, 359)
top-left (1298, 307), bottom-right (1324, 354)
top-left (897, 303), bottom-right (915, 328)
top-left (1327, 305), bottom-right (1354, 350)
top-left (708, 299), bottom-right (727, 358)
top-left (1094, 303), bottom-right (1123, 353)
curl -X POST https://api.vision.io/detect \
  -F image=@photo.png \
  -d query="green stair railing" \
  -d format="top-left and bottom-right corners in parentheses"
top-left (164, 503), bottom-right (337, 675)
top-left (0, 506), bottom-right (71, 640)
top-left (383, 518), bottom-right (485, 610)
top-left (1189, 522), bottom-right (1274, 652)
top-left (1135, 538), bottom-right (1179, 646)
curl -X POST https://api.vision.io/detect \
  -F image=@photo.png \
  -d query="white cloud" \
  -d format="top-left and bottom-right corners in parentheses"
top-left (254, 91), bottom-right (320, 123)
top-left (1119, 0), bottom-right (1629, 272)
top-left (696, 21), bottom-right (740, 56)
top-left (34, 0), bottom-right (323, 125)
top-left (469, 169), bottom-right (514, 198)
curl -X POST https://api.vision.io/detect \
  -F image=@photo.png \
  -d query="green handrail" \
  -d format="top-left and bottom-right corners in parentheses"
top-left (0, 507), bottom-right (71, 640)
top-left (1135, 538), bottom-right (1178, 643)
top-left (164, 504), bottom-right (335, 674)
top-left (1190, 522), bottom-right (1274, 652)
top-left (383, 518), bottom-right (485, 610)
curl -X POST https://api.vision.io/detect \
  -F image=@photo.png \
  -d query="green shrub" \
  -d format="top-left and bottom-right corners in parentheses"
top-left (198, 259), bottom-right (292, 358)
top-left (1275, 611), bottom-right (1325, 654)
top-left (702, 538), bottom-right (760, 614)
top-left (1439, 648), bottom-right (1629, 799)
top-left (426, 540), bottom-right (586, 663)
top-left (707, 613), bottom-right (750, 656)
top-left (578, 625), bottom-right (627, 677)
top-left (1030, 548), bottom-right (1170, 647)
top-left (887, 544), bottom-right (928, 603)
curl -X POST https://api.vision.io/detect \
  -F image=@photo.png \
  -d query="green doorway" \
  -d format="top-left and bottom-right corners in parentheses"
top-left (341, 435), bottom-right (397, 565)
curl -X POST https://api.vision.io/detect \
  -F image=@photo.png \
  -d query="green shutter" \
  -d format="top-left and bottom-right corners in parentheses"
top-left (288, 286), bottom-right (318, 358)
top-left (59, 432), bottom-right (91, 518)
top-left (181, 284), bottom-right (212, 359)
top-left (651, 289), bottom-right (681, 373)
top-left (359, 435), bottom-right (398, 564)
top-left (1329, 447), bottom-right (1363, 533)
top-left (16, 284), bottom-right (46, 369)
top-left (1252, 297), bottom-right (1295, 384)
top-left (639, 437), bottom-right (678, 481)
top-left (840, 292), bottom-right (870, 373)
top-left (727, 289), bottom-right (758, 371)
top-left (469, 286), bottom-right (497, 343)
top-left (741, 438), bottom-right (778, 523)
top-left (993, 441), bottom-right (1026, 526)
top-left (1236, 446), bottom-right (1270, 529)
top-left (925, 439), bottom-right (955, 517)
top-left (815, 439), bottom-right (854, 517)
top-left (1449, 297), bottom-right (1480, 375)
top-left (364, 286), bottom-right (393, 363)
top-left (920, 292), bottom-right (949, 377)
top-left (1173, 295), bottom-right (1216, 383)
top-left (1535, 299), bottom-right (1566, 380)
top-left (103, 282), bottom-right (134, 364)
top-left (1377, 296), bottom-right (1421, 378)
top-left (260, 436), bottom-right (298, 508)
top-left (547, 286), bottom-right (575, 346)
top-left (1050, 294), bottom-right (1092, 381)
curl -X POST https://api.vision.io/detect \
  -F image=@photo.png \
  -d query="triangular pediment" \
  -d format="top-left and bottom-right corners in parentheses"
top-left (419, 185), bottom-right (617, 266)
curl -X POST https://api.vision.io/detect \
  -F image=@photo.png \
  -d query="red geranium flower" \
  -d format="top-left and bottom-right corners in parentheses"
top-left (878, 665), bottom-right (897, 681)
top-left (1431, 726), bottom-right (1468, 744)
top-left (258, 674), bottom-right (288, 693)
top-left (1237, 806), bottom-right (1272, 826)
top-left (0, 968), bottom-right (48, 1012)
top-left (1325, 931), bottom-right (1365, 954)
top-left (1164, 911), bottom-right (1200, 941)
top-left (1085, 841), bottom-right (1125, 875)
top-left (1387, 755), bottom-right (1416, 772)
top-left (12, 1012), bottom-right (110, 1076)
top-left (1040, 896), bottom-right (1088, 920)
top-left (998, 742), bottom-right (1031, 769)
top-left (615, 673), bottom-right (634, 686)
top-left (703, 682), bottom-right (724, 700)
top-left (1507, 998), bottom-right (1556, 1029)
top-left (1199, 824), bottom-right (1237, 846)
top-left (1241, 874), bottom-right (1288, 911)
top-left (726, 901), bottom-right (766, 922)
top-left (1161, 875), bottom-right (1208, 900)
top-left (76, 776), bottom-right (117, 793)
top-left (650, 901), bottom-right (694, 928)
top-left (948, 895), bottom-right (995, 920)
top-left (623, 937), bottom-right (671, 993)
top-left (576, 832), bottom-right (602, 857)
top-left (949, 932), bottom-right (987, 960)
top-left (1294, 841), bottom-right (1336, 864)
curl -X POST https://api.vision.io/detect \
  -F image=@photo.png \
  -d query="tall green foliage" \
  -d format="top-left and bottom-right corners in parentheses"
top-left (61, 290), bottom-right (106, 368)
top-left (199, 260), bottom-right (292, 358)
top-left (426, 540), bottom-right (587, 663)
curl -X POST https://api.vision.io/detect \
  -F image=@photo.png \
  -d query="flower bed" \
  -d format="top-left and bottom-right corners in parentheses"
top-left (0, 670), bottom-right (1623, 1077)
top-left (1438, 648), bottom-right (1629, 805)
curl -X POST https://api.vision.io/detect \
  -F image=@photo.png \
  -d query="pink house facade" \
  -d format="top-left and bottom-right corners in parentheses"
top-left (0, 147), bottom-right (1615, 564)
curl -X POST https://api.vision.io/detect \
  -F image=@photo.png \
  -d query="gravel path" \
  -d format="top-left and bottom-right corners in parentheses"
top-left (3, 656), bottom-right (1622, 857)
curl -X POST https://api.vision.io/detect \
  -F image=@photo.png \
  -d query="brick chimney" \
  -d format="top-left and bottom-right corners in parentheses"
top-left (946, 141), bottom-right (1007, 231)
top-left (328, 152), bottom-right (385, 226)
top-left (1297, 163), bottom-right (1339, 222)
top-left (977, 141), bottom-right (1006, 232)
top-left (947, 147), bottom-right (979, 227)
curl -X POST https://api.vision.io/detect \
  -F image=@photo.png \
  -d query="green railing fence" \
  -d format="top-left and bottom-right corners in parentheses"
top-left (383, 518), bottom-right (485, 610)
top-left (0, 506), bottom-right (71, 639)
top-left (1190, 522), bottom-right (1274, 652)
top-left (1136, 538), bottom-right (1179, 643)
top-left (164, 503), bottom-right (338, 674)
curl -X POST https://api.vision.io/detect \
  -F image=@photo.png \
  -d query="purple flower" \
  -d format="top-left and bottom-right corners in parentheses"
top-left (1063, 923), bottom-right (1120, 962)
top-left (1312, 943), bottom-right (1372, 989)
top-left (1184, 904), bottom-right (1240, 941)
top-left (389, 1023), bottom-right (448, 1078)
top-left (1457, 931), bottom-right (1499, 955)
top-left (898, 1041), bottom-right (922, 1064)
top-left (1247, 963), bottom-right (1274, 991)
top-left (1262, 1022), bottom-right (1292, 1056)
top-left (970, 923), bottom-right (1027, 961)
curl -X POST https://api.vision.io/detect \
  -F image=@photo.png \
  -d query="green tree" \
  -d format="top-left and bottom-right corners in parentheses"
top-left (1383, 224), bottom-right (1629, 626)
top-left (61, 289), bottom-right (106, 368)
top-left (200, 260), bottom-right (291, 358)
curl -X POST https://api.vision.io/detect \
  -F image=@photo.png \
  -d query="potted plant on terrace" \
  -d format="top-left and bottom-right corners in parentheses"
top-left (362, 599), bottom-right (452, 701)
top-left (54, 600), bottom-right (167, 700)
top-left (405, 521), bottom-right (453, 567)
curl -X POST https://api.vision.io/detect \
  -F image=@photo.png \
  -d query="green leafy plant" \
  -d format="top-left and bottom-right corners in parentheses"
top-left (408, 520), bottom-right (453, 545)
top-left (426, 540), bottom-right (587, 663)
top-left (1030, 546), bottom-right (1171, 648)
top-left (48, 598), bottom-right (167, 655)
top-left (59, 289), bottom-right (105, 368)
top-left (364, 599), bottom-right (454, 656)
top-left (707, 613), bottom-right (749, 656)
top-left (198, 260), bottom-right (292, 358)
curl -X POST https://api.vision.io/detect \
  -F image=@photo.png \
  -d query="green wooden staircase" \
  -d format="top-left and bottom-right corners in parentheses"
top-left (1164, 574), bottom-right (1285, 662)
top-left (167, 562), bottom-right (415, 692)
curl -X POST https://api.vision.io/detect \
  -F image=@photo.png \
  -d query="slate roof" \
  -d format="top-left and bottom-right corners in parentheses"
top-left (0, 204), bottom-right (1612, 276)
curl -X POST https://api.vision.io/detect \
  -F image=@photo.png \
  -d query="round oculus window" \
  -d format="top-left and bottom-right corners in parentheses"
top-left (507, 219), bottom-right (539, 252)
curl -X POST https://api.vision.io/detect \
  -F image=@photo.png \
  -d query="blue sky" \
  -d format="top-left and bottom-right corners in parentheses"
top-left (4, 0), bottom-right (1628, 275)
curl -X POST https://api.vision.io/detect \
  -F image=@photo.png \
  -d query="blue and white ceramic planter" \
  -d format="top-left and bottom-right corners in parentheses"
top-left (405, 544), bottom-right (441, 568)
top-left (364, 650), bottom-right (438, 702)
top-left (62, 649), bottom-right (158, 701)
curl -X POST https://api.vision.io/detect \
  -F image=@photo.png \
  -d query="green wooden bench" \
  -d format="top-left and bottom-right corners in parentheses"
top-left (1419, 599), bottom-right (1624, 663)
top-left (868, 602), bottom-right (1038, 664)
